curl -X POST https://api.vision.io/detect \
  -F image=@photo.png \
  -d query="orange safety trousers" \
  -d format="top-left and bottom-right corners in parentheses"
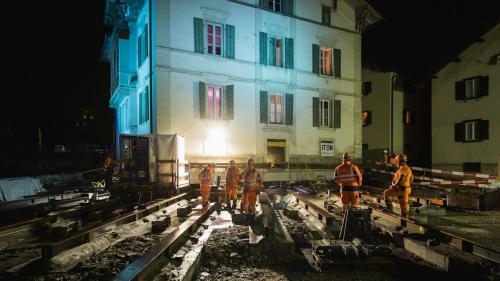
top-left (384, 187), bottom-right (411, 215)
top-left (225, 185), bottom-right (238, 200)
top-left (340, 190), bottom-right (360, 207)
top-left (243, 190), bottom-right (258, 214)
top-left (200, 186), bottom-right (211, 202)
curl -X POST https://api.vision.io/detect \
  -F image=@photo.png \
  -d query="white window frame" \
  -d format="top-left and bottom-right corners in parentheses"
top-left (206, 22), bottom-right (223, 56)
top-left (320, 99), bottom-right (331, 127)
top-left (465, 78), bottom-right (480, 99)
top-left (320, 46), bottom-right (333, 76)
top-left (206, 85), bottom-right (224, 120)
top-left (269, 93), bottom-right (284, 124)
top-left (268, 0), bottom-right (282, 12)
top-left (465, 121), bottom-right (479, 141)
top-left (269, 36), bottom-right (284, 68)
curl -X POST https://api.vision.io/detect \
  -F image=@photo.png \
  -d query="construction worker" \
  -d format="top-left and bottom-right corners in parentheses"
top-left (383, 149), bottom-right (389, 164)
top-left (334, 152), bottom-right (363, 212)
top-left (388, 153), bottom-right (398, 165)
top-left (199, 164), bottom-right (212, 205)
top-left (383, 154), bottom-right (414, 218)
top-left (225, 160), bottom-right (241, 209)
top-left (241, 159), bottom-right (263, 225)
top-left (103, 156), bottom-right (115, 192)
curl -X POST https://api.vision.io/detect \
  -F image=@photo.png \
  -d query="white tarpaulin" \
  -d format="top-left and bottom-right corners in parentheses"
top-left (156, 134), bottom-right (188, 187)
top-left (0, 177), bottom-right (46, 202)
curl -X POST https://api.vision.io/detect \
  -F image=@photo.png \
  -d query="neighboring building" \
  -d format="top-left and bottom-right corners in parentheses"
top-left (102, 0), bottom-right (381, 167)
top-left (432, 23), bottom-right (500, 175)
top-left (361, 68), bottom-right (431, 167)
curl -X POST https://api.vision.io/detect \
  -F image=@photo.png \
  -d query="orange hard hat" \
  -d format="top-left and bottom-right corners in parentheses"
top-left (343, 152), bottom-right (352, 160)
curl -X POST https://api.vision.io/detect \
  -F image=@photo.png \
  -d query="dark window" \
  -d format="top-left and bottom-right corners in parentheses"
top-left (332, 0), bottom-right (338, 10)
top-left (322, 5), bottom-right (331, 25)
top-left (455, 76), bottom-right (489, 101)
top-left (139, 87), bottom-right (150, 124)
top-left (454, 119), bottom-right (489, 142)
top-left (463, 162), bottom-right (481, 173)
top-left (268, 0), bottom-right (281, 12)
top-left (362, 111), bottom-right (372, 127)
top-left (403, 109), bottom-right (414, 125)
top-left (362, 81), bottom-right (372, 96)
top-left (138, 24), bottom-right (149, 66)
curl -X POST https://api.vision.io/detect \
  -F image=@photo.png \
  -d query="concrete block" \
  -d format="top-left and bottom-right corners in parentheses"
top-left (403, 238), bottom-right (449, 271)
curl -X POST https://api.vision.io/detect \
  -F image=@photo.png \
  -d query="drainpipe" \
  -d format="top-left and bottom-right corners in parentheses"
top-left (148, 0), bottom-right (154, 135)
top-left (390, 73), bottom-right (397, 154)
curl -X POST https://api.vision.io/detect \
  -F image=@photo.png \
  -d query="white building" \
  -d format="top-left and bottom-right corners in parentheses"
top-left (102, 0), bottom-right (381, 167)
top-left (432, 23), bottom-right (500, 175)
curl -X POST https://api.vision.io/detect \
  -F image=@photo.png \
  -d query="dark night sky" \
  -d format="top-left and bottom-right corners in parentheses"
top-left (1, 0), bottom-right (499, 154)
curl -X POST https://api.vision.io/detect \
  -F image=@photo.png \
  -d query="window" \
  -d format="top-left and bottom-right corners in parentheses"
top-left (403, 109), bottom-right (414, 125)
top-left (332, 0), bottom-right (338, 10)
top-left (322, 5), bottom-right (331, 25)
top-left (320, 100), bottom-right (331, 127)
top-left (207, 23), bottom-right (222, 56)
top-left (362, 81), bottom-right (372, 96)
top-left (120, 99), bottom-right (129, 132)
top-left (464, 121), bottom-right (479, 141)
top-left (320, 47), bottom-right (333, 76)
top-left (207, 85), bottom-right (223, 119)
top-left (465, 78), bottom-right (480, 99)
top-left (268, 0), bottom-right (281, 12)
top-left (362, 111), bottom-right (372, 127)
top-left (139, 88), bottom-right (150, 124)
top-left (268, 38), bottom-right (284, 67)
top-left (138, 24), bottom-right (149, 66)
top-left (269, 94), bottom-right (283, 124)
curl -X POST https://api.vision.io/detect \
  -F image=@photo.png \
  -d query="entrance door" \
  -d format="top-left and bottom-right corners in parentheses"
top-left (267, 139), bottom-right (286, 165)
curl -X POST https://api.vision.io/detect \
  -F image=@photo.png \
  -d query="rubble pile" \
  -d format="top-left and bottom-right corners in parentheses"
top-left (280, 211), bottom-right (311, 248)
top-left (44, 234), bottom-right (161, 281)
top-left (194, 226), bottom-right (288, 281)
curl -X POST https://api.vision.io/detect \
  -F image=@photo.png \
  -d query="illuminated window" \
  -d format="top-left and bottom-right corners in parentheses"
top-left (362, 111), bottom-right (372, 127)
top-left (465, 78), bottom-right (480, 99)
top-left (320, 47), bottom-right (332, 76)
top-left (322, 5), bottom-right (331, 25)
top-left (269, 94), bottom-right (283, 124)
top-left (268, 0), bottom-right (281, 12)
top-left (139, 87), bottom-right (150, 124)
top-left (207, 23), bottom-right (222, 56)
top-left (465, 121), bottom-right (479, 141)
top-left (320, 100), bottom-right (331, 127)
top-left (207, 85), bottom-right (223, 119)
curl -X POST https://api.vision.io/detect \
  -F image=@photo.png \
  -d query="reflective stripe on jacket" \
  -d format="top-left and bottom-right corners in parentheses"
top-left (334, 163), bottom-right (361, 186)
top-left (241, 168), bottom-right (261, 192)
top-left (199, 169), bottom-right (211, 188)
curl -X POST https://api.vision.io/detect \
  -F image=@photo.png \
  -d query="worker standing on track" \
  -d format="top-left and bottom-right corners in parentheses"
top-left (199, 164), bottom-right (213, 205)
top-left (383, 154), bottom-right (414, 218)
top-left (225, 160), bottom-right (241, 210)
top-left (241, 159), bottom-right (263, 225)
top-left (334, 152), bottom-right (363, 213)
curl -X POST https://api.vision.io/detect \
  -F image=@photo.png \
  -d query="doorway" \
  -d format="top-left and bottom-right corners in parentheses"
top-left (267, 139), bottom-right (286, 165)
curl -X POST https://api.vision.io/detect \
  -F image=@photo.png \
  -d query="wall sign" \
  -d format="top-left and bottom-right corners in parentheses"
top-left (320, 141), bottom-right (334, 157)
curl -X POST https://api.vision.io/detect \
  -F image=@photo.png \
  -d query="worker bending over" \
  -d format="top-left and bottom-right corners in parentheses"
top-left (225, 160), bottom-right (241, 209)
top-left (383, 154), bottom-right (414, 218)
top-left (334, 152), bottom-right (363, 212)
top-left (241, 159), bottom-right (263, 225)
top-left (199, 164), bottom-right (214, 205)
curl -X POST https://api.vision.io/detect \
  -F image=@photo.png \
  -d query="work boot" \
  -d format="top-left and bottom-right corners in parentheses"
top-left (232, 200), bottom-right (237, 210)
top-left (383, 201), bottom-right (393, 213)
top-left (243, 214), bottom-right (248, 226)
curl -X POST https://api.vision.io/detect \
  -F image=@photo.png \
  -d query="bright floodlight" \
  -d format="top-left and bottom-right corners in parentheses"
top-left (205, 128), bottom-right (227, 156)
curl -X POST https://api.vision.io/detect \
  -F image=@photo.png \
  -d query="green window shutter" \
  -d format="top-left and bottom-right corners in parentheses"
top-left (144, 24), bottom-right (149, 59)
top-left (259, 32), bottom-right (267, 65)
top-left (225, 24), bottom-right (235, 59)
top-left (480, 120), bottom-right (489, 141)
top-left (259, 0), bottom-right (266, 8)
top-left (269, 37), bottom-right (275, 66)
top-left (224, 85), bottom-right (234, 120)
top-left (283, 0), bottom-right (293, 15)
top-left (260, 91), bottom-right (268, 124)
top-left (334, 99), bottom-right (341, 128)
top-left (285, 37), bottom-right (294, 69)
top-left (138, 34), bottom-right (142, 66)
top-left (454, 122), bottom-right (465, 142)
top-left (312, 44), bottom-right (319, 74)
top-left (199, 82), bottom-right (206, 119)
top-left (312, 97), bottom-right (319, 127)
top-left (285, 94), bottom-right (293, 125)
top-left (194, 18), bottom-right (204, 54)
top-left (455, 81), bottom-right (465, 100)
top-left (329, 100), bottom-right (334, 128)
top-left (334, 48), bottom-right (341, 78)
top-left (479, 76), bottom-right (489, 97)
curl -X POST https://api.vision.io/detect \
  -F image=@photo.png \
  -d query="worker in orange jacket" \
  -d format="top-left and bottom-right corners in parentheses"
top-left (225, 160), bottom-right (241, 209)
top-left (240, 159), bottom-right (262, 225)
top-left (334, 152), bottom-right (363, 212)
top-left (199, 164), bottom-right (213, 205)
top-left (383, 154), bottom-right (414, 218)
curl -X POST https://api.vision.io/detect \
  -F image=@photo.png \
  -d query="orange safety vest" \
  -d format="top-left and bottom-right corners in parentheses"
top-left (199, 168), bottom-right (211, 188)
top-left (334, 163), bottom-right (361, 186)
top-left (241, 168), bottom-right (261, 192)
top-left (226, 166), bottom-right (240, 187)
top-left (392, 164), bottom-right (413, 187)
top-left (389, 157), bottom-right (398, 165)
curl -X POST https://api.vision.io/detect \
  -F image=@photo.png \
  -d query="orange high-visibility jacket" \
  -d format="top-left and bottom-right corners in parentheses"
top-left (334, 163), bottom-right (362, 186)
top-left (392, 164), bottom-right (413, 187)
top-left (226, 166), bottom-right (241, 187)
top-left (199, 168), bottom-right (212, 188)
top-left (241, 168), bottom-right (262, 192)
top-left (388, 157), bottom-right (398, 165)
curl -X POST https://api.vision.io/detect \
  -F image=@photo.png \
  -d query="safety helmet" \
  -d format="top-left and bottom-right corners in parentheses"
top-left (343, 152), bottom-right (352, 161)
top-left (398, 154), bottom-right (408, 162)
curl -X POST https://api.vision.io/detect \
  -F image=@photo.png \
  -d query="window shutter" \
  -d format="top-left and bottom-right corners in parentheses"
top-left (224, 85), bottom-right (234, 120)
top-left (144, 24), bottom-right (149, 58)
top-left (479, 76), bottom-right (489, 97)
top-left (193, 18), bottom-right (204, 54)
top-left (199, 82), bottom-right (206, 119)
top-left (285, 94), bottom-right (293, 125)
top-left (455, 81), bottom-right (465, 101)
top-left (312, 44), bottom-right (319, 74)
top-left (269, 38), bottom-right (275, 66)
top-left (260, 91), bottom-right (268, 124)
top-left (283, 0), bottom-right (293, 16)
top-left (259, 0), bottom-right (266, 8)
top-left (225, 24), bottom-right (235, 59)
top-left (285, 37), bottom-right (294, 69)
top-left (329, 100), bottom-right (334, 128)
top-left (138, 34), bottom-right (142, 66)
top-left (333, 99), bottom-right (341, 128)
top-left (259, 32), bottom-right (267, 65)
top-left (334, 48), bottom-right (341, 78)
top-left (480, 120), bottom-right (489, 141)
top-left (454, 122), bottom-right (465, 142)
top-left (312, 97), bottom-right (319, 127)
